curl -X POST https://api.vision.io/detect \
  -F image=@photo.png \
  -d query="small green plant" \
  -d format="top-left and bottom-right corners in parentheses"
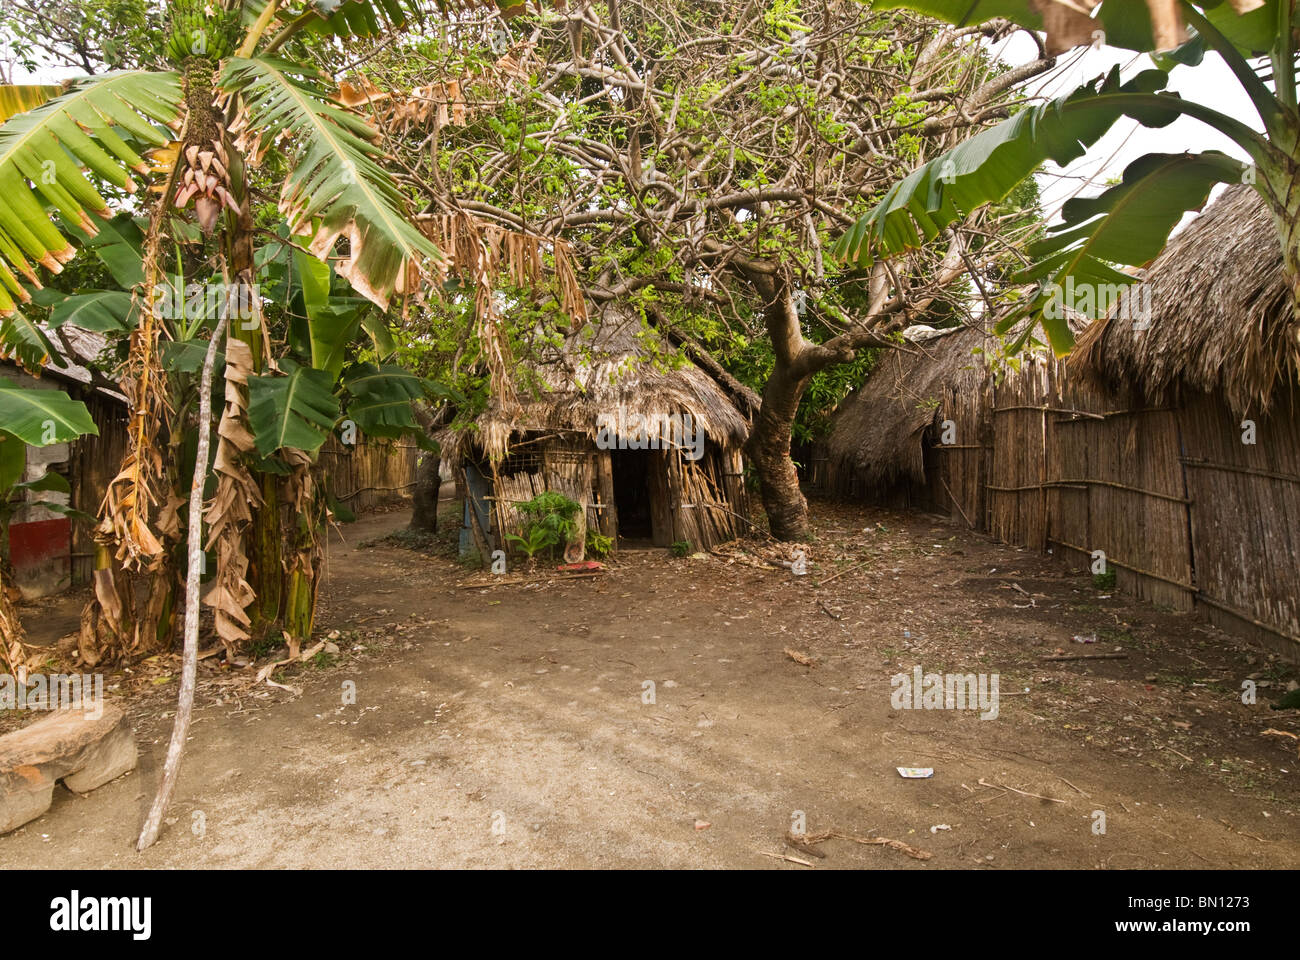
top-left (506, 525), bottom-right (555, 559)
top-left (1092, 569), bottom-right (1117, 591)
top-left (586, 529), bottom-right (613, 558)
top-left (670, 540), bottom-right (692, 557)
top-left (509, 490), bottom-right (583, 559)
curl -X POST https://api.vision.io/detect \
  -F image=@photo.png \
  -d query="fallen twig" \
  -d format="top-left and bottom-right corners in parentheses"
top-left (758, 850), bottom-right (815, 867)
top-left (1218, 818), bottom-right (1272, 843)
top-left (977, 778), bottom-right (1066, 804)
top-left (1263, 728), bottom-right (1300, 757)
top-left (457, 571), bottom-right (605, 589)
top-left (816, 559), bottom-right (871, 587)
top-left (783, 647), bottom-right (817, 667)
top-left (801, 830), bottom-right (932, 861)
top-left (1057, 776), bottom-right (1092, 799)
top-left (1041, 653), bottom-right (1128, 662)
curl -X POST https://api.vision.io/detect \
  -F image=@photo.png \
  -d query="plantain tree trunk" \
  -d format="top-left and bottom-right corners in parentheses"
top-left (0, 552), bottom-right (33, 676)
top-left (281, 451), bottom-right (320, 642)
top-left (250, 471), bottom-right (282, 626)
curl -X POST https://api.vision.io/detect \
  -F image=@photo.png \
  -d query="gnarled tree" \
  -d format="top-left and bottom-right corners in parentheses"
top-left (362, 0), bottom-right (1054, 538)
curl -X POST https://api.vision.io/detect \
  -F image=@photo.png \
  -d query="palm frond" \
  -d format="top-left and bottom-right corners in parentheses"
top-left (222, 56), bottom-right (442, 310)
top-left (0, 71), bottom-right (181, 296)
top-left (0, 85), bottom-right (64, 124)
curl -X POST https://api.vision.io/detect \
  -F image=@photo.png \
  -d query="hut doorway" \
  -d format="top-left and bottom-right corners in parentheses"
top-left (609, 449), bottom-right (662, 545)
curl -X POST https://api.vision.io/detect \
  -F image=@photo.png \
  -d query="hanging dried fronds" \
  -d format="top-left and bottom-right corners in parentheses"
top-left (0, 563), bottom-right (34, 677)
top-left (202, 334), bottom-right (261, 652)
top-left (553, 240), bottom-right (587, 325)
top-left (95, 158), bottom-right (182, 572)
top-left (338, 77), bottom-right (469, 132)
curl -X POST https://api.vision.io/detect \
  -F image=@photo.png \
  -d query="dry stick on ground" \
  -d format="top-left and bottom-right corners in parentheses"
top-left (798, 830), bottom-right (933, 861)
top-left (1057, 776), bottom-right (1092, 798)
top-left (1041, 652), bottom-right (1129, 662)
top-left (816, 558), bottom-right (872, 588)
top-left (136, 306), bottom-right (230, 852)
top-left (977, 778), bottom-right (1067, 804)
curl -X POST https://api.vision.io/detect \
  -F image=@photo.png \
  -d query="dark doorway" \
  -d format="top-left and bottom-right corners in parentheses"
top-left (610, 449), bottom-right (653, 540)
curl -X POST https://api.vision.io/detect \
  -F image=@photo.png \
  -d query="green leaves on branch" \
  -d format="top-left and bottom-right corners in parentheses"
top-left (221, 57), bottom-right (442, 311)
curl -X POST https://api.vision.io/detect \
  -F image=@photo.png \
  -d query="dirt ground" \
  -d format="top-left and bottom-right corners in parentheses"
top-left (2, 495), bottom-right (1298, 869)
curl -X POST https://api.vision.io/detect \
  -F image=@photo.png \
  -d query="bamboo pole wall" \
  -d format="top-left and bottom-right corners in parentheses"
top-left (823, 362), bottom-right (1300, 659)
top-left (314, 435), bottom-right (422, 513)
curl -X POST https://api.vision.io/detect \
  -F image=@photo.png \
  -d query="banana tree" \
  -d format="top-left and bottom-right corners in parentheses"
top-left (0, 378), bottom-right (97, 674)
top-left (837, 0), bottom-right (1300, 355)
top-left (0, 0), bottom-right (514, 659)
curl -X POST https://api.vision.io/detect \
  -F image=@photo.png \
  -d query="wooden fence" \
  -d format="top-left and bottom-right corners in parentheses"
top-left (314, 435), bottom-right (423, 513)
top-left (839, 359), bottom-right (1300, 660)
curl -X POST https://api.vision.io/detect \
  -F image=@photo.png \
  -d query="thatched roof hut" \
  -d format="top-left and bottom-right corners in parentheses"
top-left (449, 303), bottom-right (757, 559)
top-left (460, 303), bottom-right (757, 462)
top-left (1071, 184), bottom-right (1300, 415)
top-left (818, 325), bottom-right (989, 496)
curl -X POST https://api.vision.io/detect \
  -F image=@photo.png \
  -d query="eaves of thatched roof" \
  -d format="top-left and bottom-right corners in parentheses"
top-left (823, 325), bottom-right (989, 487)
top-left (1070, 184), bottom-right (1299, 416)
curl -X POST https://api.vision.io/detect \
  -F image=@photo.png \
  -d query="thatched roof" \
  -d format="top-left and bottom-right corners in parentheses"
top-left (1071, 184), bottom-right (1299, 415)
top-left (461, 303), bottom-right (757, 459)
top-left (824, 325), bottom-right (988, 487)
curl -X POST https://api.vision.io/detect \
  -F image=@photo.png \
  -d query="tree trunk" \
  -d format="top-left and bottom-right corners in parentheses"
top-left (746, 363), bottom-right (812, 541)
top-left (410, 453), bottom-right (440, 533)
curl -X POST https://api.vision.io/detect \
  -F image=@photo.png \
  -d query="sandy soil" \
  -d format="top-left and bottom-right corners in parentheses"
top-left (2, 497), bottom-right (1297, 869)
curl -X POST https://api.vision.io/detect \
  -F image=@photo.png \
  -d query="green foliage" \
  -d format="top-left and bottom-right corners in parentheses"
top-left (504, 524), bottom-right (554, 559)
top-left (1093, 569), bottom-right (1117, 591)
top-left (843, 1), bottom-right (1298, 357)
top-left (670, 540), bottom-right (692, 558)
top-left (512, 490), bottom-right (583, 557)
top-left (585, 528), bottom-right (613, 559)
top-left (246, 360), bottom-right (341, 457)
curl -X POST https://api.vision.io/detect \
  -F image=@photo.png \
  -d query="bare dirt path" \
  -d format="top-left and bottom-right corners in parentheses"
top-left (3, 501), bottom-right (1297, 868)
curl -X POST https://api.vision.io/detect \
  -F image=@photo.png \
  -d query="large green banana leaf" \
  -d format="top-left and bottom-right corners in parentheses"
top-left (0, 376), bottom-right (98, 445)
top-left (221, 57), bottom-right (442, 311)
top-left (341, 362), bottom-right (427, 439)
top-left (247, 360), bottom-right (341, 457)
top-left (1000, 150), bottom-right (1241, 350)
top-left (0, 85), bottom-right (63, 125)
top-left (834, 67), bottom-right (1180, 266)
top-left (0, 71), bottom-right (181, 294)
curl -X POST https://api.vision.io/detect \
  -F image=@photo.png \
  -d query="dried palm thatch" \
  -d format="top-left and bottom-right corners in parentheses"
top-left (824, 326), bottom-right (989, 489)
top-left (452, 302), bottom-right (756, 461)
top-left (1070, 185), bottom-right (1299, 417)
